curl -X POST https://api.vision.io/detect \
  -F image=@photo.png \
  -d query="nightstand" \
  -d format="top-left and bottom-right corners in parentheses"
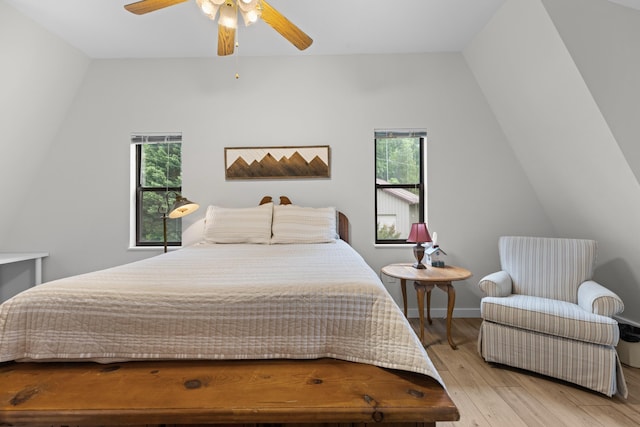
top-left (381, 263), bottom-right (472, 349)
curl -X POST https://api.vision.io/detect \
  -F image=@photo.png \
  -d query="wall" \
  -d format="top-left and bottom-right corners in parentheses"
top-left (464, 0), bottom-right (640, 325)
top-left (543, 0), bottom-right (640, 185)
top-left (543, 0), bottom-right (640, 325)
top-left (0, 1), bottom-right (90, 298)
top-left (1, 37), bottom-right (552, 314)
top-left (0, 1), bottom-right (89, 239)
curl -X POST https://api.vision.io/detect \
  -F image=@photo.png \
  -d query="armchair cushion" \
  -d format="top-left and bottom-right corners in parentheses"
top-left (578, 280), bottom-right (625, 317)
top-left (481, 295), bottom-right (619, 346)
top-left (478, 271), bottom-right (512, 297)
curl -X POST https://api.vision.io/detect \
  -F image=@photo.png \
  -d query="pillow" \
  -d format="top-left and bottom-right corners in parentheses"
top-left (271, 204), bottom-right (337, 244)
top-left (203, 202), bottom-right (273, 244)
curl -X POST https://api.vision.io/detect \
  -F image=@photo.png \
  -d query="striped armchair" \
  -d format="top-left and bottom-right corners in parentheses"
top-left (477, 236), bottom-right (628, 397)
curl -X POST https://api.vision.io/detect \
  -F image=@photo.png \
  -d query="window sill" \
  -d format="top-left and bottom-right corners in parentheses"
top-left (127, 246), bottom-right (183, 252)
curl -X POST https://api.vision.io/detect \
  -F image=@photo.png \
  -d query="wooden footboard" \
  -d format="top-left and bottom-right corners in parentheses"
top-left (0, 358), bottom-right (458, 426)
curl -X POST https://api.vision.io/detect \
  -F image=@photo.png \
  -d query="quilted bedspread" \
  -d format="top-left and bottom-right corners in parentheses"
top-left (0, 241), bottom-right (442, 385)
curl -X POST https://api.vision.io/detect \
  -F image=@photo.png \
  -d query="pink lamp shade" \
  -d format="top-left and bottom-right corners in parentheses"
top-left (407, 223), bottom-right (432, 244)
top-left (407, 222), bottom-right (432, 269)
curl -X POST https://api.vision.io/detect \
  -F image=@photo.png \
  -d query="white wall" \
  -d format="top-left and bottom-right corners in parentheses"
top-left (1, 37), bottom-right (553, 314)
top-left (464, 0), bottom-right (640, 324)
top-left (0, 1), bottom-right (89, 239)
top-left (543, 0), bottom-right (640, 185)
top-left (542, 0), bottom-right (640, 325)
top-left (0, 1), bottom-right (89, 298)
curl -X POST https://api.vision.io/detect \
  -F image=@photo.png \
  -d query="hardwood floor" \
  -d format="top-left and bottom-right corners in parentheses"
top-left (413, 317), bottom-right (640, 427)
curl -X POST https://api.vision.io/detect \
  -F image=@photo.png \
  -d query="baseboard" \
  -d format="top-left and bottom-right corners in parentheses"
top-left (404, 308), bottom-right (632, 324)
top-left (406, 307), bottom-right (481, 319)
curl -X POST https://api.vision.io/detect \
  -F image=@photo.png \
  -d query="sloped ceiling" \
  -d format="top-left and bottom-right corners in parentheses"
top-left (464, 0), bottom-right (640, 324)
top-left (6, 1), bottom-right (639, 58)
top-left (3, 0), bottom-right (505, 58)
top-left (608, 0), bottom-right (640, 9)
top-left (4, 0), bottom-right (640, 58)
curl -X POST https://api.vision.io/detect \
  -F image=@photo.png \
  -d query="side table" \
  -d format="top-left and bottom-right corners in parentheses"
top-left (381, 263), bottom-right (472, 349)
top-left (0, 252), bottom-right (49, 286)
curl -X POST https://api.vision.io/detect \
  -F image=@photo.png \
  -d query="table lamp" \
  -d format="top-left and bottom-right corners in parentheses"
top-left (407, 222), bottom-right (432, 269)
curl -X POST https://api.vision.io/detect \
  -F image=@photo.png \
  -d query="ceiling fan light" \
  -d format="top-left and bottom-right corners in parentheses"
top-left (207, 7), bottom-right (221, 20)
top-left (197, 0), bottom-right (209, 13)
top-left (240, 8), bottom-right (260, 26)
top-left (219, 1), bottom-right (238, 29)
top-left (238, 0), bottom-right (259, 11)
top-left (198, 0), bottom-right (218, 17)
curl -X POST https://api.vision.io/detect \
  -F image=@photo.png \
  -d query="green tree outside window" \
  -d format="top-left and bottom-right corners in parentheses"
top-left (136, 140), bottom-right (182, 246)
top-left (375, 132), bottom-right (425, 243)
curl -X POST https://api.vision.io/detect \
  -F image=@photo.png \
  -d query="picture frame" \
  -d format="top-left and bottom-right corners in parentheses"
top-left (225, 145), bottom-right (330, 180)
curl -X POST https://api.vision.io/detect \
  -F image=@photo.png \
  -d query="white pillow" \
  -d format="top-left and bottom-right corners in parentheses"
top-left (271, 204), bottom-right (337, 244)
top-left (203, 202), bottom-right (273, 244)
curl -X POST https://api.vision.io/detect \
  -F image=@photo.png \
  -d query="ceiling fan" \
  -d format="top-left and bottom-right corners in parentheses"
top-left (124, 0), bottom-right (313, 56)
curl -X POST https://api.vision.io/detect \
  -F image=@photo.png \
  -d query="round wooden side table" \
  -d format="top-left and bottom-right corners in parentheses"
top-left (381, 263), bottom-right (472, 349)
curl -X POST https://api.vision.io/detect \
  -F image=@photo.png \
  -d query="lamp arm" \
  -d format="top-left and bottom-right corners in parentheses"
top-left (162, 212), bottom-right (168, 253)
top-left (159, 191), bottom-right (199, 252)
top-left (159, 191), bottom-right (180, 254)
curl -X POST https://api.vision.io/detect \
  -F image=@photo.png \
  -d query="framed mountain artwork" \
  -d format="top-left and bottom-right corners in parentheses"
top-left (224, 146), bottom-right (330, 179)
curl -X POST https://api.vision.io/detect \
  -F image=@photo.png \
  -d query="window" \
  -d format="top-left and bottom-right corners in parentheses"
top-left (375, 130), bottom-right (426, 244)
top-left (131, 134), bottom-right (183, 248)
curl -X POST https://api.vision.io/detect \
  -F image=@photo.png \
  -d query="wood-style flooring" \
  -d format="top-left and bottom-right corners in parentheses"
top-left (414, 317), bottom-right (640, 426)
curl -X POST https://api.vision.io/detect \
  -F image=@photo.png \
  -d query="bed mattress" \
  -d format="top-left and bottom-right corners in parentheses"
top-left (0, 241), bottom-right (442, 386)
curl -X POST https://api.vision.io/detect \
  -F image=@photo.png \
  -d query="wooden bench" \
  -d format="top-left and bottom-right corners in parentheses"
top-left (0, 358), bottom-right (458, 426)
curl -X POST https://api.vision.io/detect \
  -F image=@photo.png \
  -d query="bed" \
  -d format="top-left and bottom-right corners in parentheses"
top-left (0, 201), bottom-right (458, 426)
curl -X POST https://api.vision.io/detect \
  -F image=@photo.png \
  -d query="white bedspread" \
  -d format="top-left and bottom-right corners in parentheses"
top-left (0, 241), bottom-right (442, 385)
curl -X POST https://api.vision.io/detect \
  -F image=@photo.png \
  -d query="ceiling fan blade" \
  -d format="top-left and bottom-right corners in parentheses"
top-left (124, 0), bottom-right (190, 15)
top-left (260, 0), bottom-right (313, 51)
top-left (218, 25), bottom-right (236, 56)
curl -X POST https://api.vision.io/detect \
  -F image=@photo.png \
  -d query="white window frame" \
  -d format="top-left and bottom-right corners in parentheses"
top-left (129, 133), bottom-right (183, 250)
top-left (374, 129), bottom-right (427, 245)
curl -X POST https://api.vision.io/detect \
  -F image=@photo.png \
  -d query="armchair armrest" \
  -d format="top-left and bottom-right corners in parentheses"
top-left (578, 280), bottom-right (624, 317)
top-left (478, 271), bottom-right (512, 297)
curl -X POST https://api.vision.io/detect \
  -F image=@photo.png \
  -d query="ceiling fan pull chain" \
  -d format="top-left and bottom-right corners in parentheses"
top-left (235, 23), bottom-right (240, 79)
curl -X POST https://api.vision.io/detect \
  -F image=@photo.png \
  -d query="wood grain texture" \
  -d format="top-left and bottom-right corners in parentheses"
top-left (0, 358), bottom-right (457, 426)
top-left (260, 0), bottom-right (313, 50)
top-left (381, 264), bottom-right (472, 284)
top-left (420, 318), bottom-right (640, 427)
top-left (124, 0), bottom-right (189, 15)
top-left (218, 24), bottom-right (236, 56)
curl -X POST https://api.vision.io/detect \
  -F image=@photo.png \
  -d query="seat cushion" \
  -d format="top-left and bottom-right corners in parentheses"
top-left (481, 295), bottom-right (619, 346)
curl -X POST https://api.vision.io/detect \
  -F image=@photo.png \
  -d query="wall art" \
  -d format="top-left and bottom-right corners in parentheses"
top-left (225, 145), bottom-right (330, 179)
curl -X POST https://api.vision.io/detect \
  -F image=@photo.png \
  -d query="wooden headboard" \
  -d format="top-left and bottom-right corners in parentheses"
top-left (338, 211), bottom-right (349, 244)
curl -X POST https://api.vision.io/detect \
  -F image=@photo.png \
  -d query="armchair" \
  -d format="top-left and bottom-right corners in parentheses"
top-left (477, 236), bottom-right (627, 397)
